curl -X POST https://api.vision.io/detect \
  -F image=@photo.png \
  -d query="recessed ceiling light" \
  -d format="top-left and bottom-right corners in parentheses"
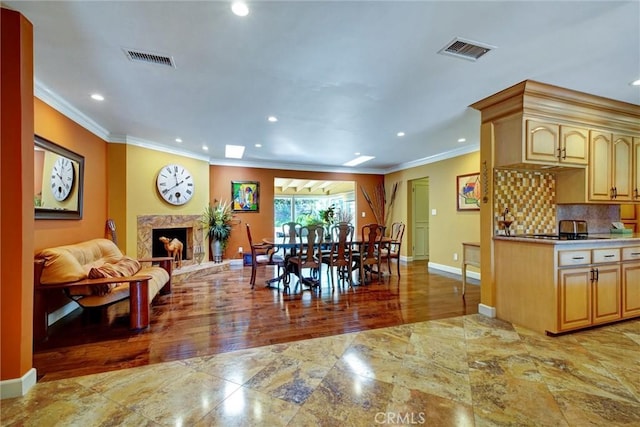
top-left (90, 93), bottom-right (104, 101)
top-left (397, 132), bottom-right (405, 137)
top-left (267, 116), bottom-right (278, 122)
top-left (343, 155), bottom-right (375, 167)
top-left (255, 143), bottom-right (262, 148)
top-left (175, 138), bottom-right (182, 143)
top-left (231, 2), bottom-right (249, 17)
top-left (458, 138), bottom-right (466, 143)
top-left (631, 79), bottom-right (640, 86)
top-left (225, 144), bottom-right (245, 159)
top-left (202, 145), bottom-right (208, 151)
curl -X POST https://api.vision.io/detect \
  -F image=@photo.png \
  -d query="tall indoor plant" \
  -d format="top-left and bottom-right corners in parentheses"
top-left (202, 199), bottom-right (233, 263)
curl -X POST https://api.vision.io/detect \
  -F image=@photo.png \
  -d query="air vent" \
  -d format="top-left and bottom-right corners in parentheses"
top-left (123, 48), bottom-right (176, 68)
top-left (438, 38), bottom-right (495, 61)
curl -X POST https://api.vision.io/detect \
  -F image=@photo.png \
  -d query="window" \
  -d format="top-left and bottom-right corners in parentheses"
top-left (274, 193), bottom-right (355, 237)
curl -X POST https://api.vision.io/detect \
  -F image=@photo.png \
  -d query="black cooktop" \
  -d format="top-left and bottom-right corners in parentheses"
top-left (523, 233), bottom-right (589, 240)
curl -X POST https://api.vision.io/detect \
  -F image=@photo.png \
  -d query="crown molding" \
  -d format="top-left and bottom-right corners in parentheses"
top-left (384, 144), bottom-right (479, 174)
top-left (35, 80), bottom-right (110, 140)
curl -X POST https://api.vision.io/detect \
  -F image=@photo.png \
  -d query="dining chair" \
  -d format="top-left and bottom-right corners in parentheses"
top-left (379, 222), bottom-right (405, 277)
top-left (352, 223), bottom-right (385, 284)
top-left (321, 222), bottom-right (355, 289)
top-left (287, 224), bottom-right (324, 290)
top-left (246, 223), bottom-right (286, 290)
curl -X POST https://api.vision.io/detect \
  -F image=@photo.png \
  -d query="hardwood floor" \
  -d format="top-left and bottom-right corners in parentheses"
top-left (34, 260), bottom-right (480, 382)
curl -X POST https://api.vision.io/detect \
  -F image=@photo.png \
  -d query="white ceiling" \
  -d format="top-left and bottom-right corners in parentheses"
top-left (5, 1), bottom-right (640, 174)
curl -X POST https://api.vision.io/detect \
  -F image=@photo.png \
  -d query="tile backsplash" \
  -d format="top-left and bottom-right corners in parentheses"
top-left (494, 169), bottom-right (622, 235)
top-left (494, 170), bottom-right (556, 235)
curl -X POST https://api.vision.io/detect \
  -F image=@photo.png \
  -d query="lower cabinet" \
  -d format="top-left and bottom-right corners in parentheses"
top-left (558, 267), bottom-right (592, 331)
top-left (558, 248), bottom-right (622, 332)
top-left (622, 261), bottom-right (640, 318)
top-left (558, 264), bottom-right (621, 331)
top-left (592, 264), bottom-right (621, 324)
top-left (494, 240), bottom-right (639, 335)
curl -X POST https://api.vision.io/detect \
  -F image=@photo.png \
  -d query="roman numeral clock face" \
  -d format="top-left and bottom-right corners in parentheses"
top-left (50, 156), bottom-right (75, 201)
top-left (156, 164), bottom-right (194, 205)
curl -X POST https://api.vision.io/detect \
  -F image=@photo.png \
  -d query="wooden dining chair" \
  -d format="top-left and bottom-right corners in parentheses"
top-left (380, 222), bottom-right (405, 277)
top-left (246, 223), bottom-right (285, 290)
top-left (352, 223), bottom-right (385, 284)
top-left (287, 224), bottom-right (324, 290)
top-left (321, 222), bottom-right (355, 289)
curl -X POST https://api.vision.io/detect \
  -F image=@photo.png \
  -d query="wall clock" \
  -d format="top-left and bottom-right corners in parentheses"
top-left (50, 156), bottom-right (75, 201)
top-left (156, 164), bottom-right (194, 205)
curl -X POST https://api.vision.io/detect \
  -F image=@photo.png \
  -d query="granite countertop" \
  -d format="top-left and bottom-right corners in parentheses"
top-left (494, 233), bottom-right (640, 244)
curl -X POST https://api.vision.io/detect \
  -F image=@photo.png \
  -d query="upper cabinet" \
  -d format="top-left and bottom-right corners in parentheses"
top-left (634, 137), bottom-right (640, 201)
top-left (471, 80), bottom-right (640, 204)
top-left (589, 132), bottom-right (633, 201)
top-left (526, 120), bottom-right (588, 166)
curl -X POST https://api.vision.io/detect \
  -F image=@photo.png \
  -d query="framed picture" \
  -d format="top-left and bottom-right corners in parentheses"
top-left (231, 181), bottom-right (259, 212)
top-left (456, 173), bottom-right (480, 211)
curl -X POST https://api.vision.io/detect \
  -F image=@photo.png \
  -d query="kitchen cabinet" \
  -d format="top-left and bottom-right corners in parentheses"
top-left (622, 246), bottom-right (640, 318)
top-left (633, 137), bottom-right (640, 200)
top-left (558, 248), bottom-right (621, 331)
top-left (589, 131), bottom-right (633, 201)
top-left (493, 117), bottom-right (589, 168)
top-left (525, 120), bottom-right (588, 166)
top-left (558, 266), bottom-right (592, 330)
top-left (494, 237), bottom-right (638, 334)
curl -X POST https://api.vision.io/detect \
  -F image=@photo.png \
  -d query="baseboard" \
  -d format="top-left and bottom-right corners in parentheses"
top-left (0, 368), bottom-right (37, 399)
top-left (427, 261), bottom-right (481, 281)
top-left (478, 303), bottom-right (496, 318)
top-left (48, 301), bottom-right (79, 326)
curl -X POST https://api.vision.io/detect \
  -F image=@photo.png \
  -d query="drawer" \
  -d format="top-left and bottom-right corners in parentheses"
top-left (593, 248), bottom-right (620, 263)
top-left (622, 246), bottom-right (640, 261)
top-left (559, 250), bottom-right (591, 266)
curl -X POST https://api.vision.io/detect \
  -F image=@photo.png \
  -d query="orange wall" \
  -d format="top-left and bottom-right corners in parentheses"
top-left (33, 98), bottom-right (108, 251)
top-left (1, 8), bottom-right (35, 381)
top-left (210, 166), bottom-right (383, 259)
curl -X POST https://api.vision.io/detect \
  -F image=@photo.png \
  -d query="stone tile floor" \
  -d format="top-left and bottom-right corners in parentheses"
top-left (3, 315), bottom-right (639, 426)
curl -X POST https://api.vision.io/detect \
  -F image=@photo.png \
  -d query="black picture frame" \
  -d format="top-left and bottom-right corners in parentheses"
top-left (231, 181), bottom-right (259, 212)
top-left (34, 135), bottom-right (84, 219)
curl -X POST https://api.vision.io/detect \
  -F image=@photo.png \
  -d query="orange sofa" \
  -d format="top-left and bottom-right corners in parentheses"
top-left (33, 238), bottom-right (172, 341)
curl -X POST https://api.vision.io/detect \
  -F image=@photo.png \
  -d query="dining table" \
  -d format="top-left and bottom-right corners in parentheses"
top-left (261, 236), bottom-right (393, 289)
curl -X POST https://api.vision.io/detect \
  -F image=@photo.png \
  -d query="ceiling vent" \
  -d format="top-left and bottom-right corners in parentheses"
top-left (122, 48), bottom-right (176, 68)
top-left (438, 37), bottom-right (495, 61)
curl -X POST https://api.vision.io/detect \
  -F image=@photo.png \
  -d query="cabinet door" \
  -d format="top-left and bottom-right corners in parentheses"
top-left (559, 267), bottom-right (592, 331)
top-left (633, 137), bottom-right (640, 201)
top-left (592, 265), bottom-right (621, 325)
top-left (622, 262), bottom-right (640, 318)
top-left (526, 120), bottom-right (560, 163)
top-left (589, 131), bottom-right (613, 201)
top-left (560, 126), bottom-right (588, 165)
top-left (612, 134), bottom-right (633, 201)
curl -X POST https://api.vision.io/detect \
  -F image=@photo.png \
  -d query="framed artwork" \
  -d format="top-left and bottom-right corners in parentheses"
top-left (231, 181), bottom-right (259, 212)
top-left (457, 173), bottom-right (480, 211)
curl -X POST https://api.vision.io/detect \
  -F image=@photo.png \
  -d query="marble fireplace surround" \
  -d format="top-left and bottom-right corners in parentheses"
top-left (137, 215), bottom-right (205, 267)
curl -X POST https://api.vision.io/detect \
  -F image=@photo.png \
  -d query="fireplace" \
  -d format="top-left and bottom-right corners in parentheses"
top-left (137, 215), bottom-right (205, 267)
top-left (152, 228), bottom-right (190, 259)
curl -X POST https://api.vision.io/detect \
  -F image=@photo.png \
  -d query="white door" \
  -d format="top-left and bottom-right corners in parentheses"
top-left (412, 178), bottom-right (429, 260)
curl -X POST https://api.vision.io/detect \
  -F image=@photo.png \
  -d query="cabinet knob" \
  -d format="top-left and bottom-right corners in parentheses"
top-left (561, 147), bottom-right (567, 159)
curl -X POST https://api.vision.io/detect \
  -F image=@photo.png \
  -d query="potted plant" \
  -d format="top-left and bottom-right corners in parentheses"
top-left (202, 199), bottom-right (233, 263)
